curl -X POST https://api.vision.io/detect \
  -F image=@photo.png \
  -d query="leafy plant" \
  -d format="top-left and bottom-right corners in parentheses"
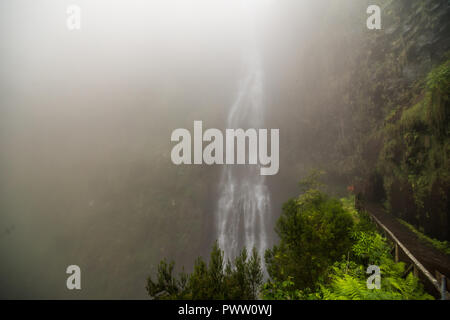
top-left (265, 172), bottom-right (354, 290)
top-left (314, 230), bottom-right (433, 300)
top-left (146, 242), bottom-right (263, 300)
top-left (262, 187), bottom-right (434, 300)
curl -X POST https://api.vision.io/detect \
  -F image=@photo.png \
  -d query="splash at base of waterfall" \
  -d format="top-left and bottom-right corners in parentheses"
top-left (217, 169), bottom-right (270, 263)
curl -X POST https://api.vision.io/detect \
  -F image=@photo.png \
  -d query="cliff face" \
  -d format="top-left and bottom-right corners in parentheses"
top-left (347, 0), bottom-right (450, 240)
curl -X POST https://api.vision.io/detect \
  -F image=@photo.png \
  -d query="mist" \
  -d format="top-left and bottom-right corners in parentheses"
top-left (1, 0), bottom-right (371, 298)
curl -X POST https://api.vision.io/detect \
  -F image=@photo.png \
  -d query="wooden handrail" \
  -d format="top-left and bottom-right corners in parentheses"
top-left (368, 212), bottom-right (449, 299)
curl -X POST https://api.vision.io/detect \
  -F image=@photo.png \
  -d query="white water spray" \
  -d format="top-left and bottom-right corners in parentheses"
top-left (216, 50), bottom-right (270, 263)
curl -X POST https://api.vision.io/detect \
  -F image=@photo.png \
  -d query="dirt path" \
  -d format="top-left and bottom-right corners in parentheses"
top-left (363, 203), bottom-right (450, 284)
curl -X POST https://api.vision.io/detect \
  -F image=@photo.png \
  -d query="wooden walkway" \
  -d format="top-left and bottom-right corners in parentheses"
top-left (362, 202), bottom-right (450, 300)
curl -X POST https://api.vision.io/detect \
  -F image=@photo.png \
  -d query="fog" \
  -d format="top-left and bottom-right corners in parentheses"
top-left (0, 0), bottom-right (368, 298)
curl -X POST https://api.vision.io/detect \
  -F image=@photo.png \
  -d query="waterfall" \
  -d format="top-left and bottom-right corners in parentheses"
top-left (215, 50), bottom-right (270, 264)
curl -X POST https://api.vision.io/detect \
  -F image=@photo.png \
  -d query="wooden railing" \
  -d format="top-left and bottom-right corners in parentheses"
top-left (367, 212), bottom-right (450, 300)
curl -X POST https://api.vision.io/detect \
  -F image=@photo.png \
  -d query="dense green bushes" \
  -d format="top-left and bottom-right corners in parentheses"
top-left (309, 231), bottom-right (433, 300)
top-left (147, 172), bottom-right (433, 300)
top-left (265, 172), bottom-right (354, 290)
top-left (146, 242), bottom-right (263, 300)
top-left (261, 229), bottom-right (432, 300)
top-left (261, 172), bottom-right (432, 300)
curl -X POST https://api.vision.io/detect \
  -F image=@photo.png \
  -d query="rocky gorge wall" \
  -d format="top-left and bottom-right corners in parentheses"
top-left (347, 0), bottom-right (450, 240)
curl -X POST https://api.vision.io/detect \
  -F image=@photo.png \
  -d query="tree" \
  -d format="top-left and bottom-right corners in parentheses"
top-left (265, 172), bottom-right (354, 289)
top-left (146, 242), bottom-right (263, 300)
top-left (224, 248), bottom-right (263, 299)
top-left (146, 259), bottom-right (189, 299)
top-left (247, 248), bottom-right (264, 299)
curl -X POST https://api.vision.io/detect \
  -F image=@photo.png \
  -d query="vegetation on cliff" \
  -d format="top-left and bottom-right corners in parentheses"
top-left (321, 0), bottom-right (450, 242)
top-left (377, 58), bottom-right (450, 240)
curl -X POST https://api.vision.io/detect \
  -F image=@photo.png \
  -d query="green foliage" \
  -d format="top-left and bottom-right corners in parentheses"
top-left (148, 174), bottom-right (435, 301)
top-left (425, 59), bottom-right (450, 137)
top-left (377, 58), bottom-right (450, 240)
top-left (223, 248), bottom-right (264, 300)
top-left (317, 272), bottom-right (432, 300)
top-left (261, 277), bottom-right (305, 300)
top-left (265, 172), bottom-right (354, 290)
top-left (298, 169), bottom-right (326, 192)
top-left (146, 242), bottom-right (263, 300)
top-left (313, 231), bottom-right (433, 300)
top-left (351, 231), bottom-right (390, 265)
top-left (398, 219), bottom-right (450, 255)
top-left (145, 259), bottom-right (189, 299)
top-left (263, 186), bottom-right (434, 300)
top-left (340, 195), bottom-right (359, 219)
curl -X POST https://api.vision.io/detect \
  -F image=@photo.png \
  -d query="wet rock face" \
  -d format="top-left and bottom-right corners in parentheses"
top-left (352, 0), bottom-right (449, 126)
top-left (380, 0), bottom-right (449, 85)
top-left (351, 0), bottom-right (450, 240)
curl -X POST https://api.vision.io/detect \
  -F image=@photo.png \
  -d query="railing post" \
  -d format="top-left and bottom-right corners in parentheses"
top-left (441, 275), bottom-right (447, 300)
top-left (394, 243), bottom-right (399, 263)
top-left (370, 211), bottom-right (444, 298)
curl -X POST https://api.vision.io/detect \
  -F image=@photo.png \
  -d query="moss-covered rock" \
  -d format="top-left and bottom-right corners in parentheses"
top-left (378, 59), bottom-right (450, 240)
top-left (341, 0), bottom-right (450, 240)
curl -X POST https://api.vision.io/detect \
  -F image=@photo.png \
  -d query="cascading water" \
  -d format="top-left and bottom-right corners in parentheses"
top-left (216, 50), bottom-right (270, 263)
